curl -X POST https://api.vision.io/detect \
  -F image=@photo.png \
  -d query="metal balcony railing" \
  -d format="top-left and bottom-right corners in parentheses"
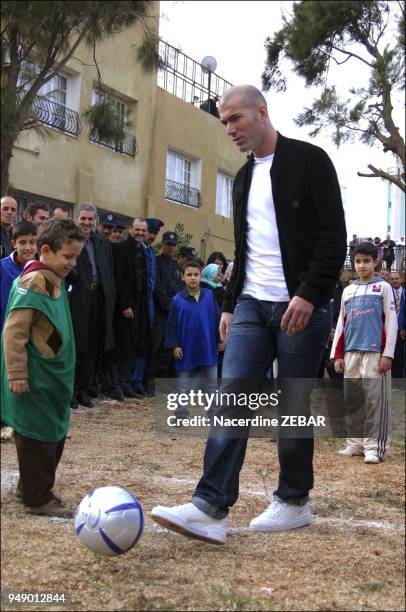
top-left (90, 130), bottom-right (138, 157)
top-left (165, 178), bottom-right (201, 208)
top-left (32, 96), bottom-right (82, 136)
top-left (158, 40), bottom-right (233, 112)
top-left (344, 245), bottom-right (405, 272)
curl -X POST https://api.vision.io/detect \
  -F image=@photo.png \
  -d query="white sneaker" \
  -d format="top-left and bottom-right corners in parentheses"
top-left (338, 446), bottom-right (363, 457)
top-left (249, 497), bottom-right (312, 532)
top-left (150, 502), bottom-right (227, 545)
top-left (364, 452), bottom-right (379, 464)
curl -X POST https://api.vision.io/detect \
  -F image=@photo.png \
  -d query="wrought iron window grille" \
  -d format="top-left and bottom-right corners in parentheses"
top-left (31, 96), bottom-right (82, 136)
top-left (90, 130), bottom-right (138, 157)
top-left (165, 178), bottom-right (201, 208)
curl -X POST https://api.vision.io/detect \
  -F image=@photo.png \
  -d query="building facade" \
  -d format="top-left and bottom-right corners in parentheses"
top-left (8, 3), bottom-right (244, 260)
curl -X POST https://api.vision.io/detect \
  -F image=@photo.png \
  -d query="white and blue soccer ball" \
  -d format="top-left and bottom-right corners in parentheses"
top-left (75, 486), bottom-right (144, 556)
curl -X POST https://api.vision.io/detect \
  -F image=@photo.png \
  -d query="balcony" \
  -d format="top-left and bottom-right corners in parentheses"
top-left (90, 130), bottom-right (138, 157)
top-left (165, 178), bottom-right (201, 208)
top-left (32, 97), bottom-right (82, 136)
top-left (158, 40), bottom-right (233, 113)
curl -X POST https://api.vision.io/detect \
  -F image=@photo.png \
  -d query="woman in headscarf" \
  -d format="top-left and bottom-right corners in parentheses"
top-left (200, 263), bottom-right (225, 306)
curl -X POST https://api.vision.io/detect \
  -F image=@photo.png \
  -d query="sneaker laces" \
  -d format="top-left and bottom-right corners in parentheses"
top-left (263, 498), bottom-right (285, 518)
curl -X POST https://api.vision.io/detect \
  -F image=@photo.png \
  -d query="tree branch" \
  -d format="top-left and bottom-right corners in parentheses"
top-left (357, 164), bottom-right (405, 191)
top-left (330, 44), bottom-right (374, 68)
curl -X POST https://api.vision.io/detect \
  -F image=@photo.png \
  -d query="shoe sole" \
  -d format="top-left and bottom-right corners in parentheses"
top-left (27, 508), bottom-right (73, 518)
top-left (249, 514), bottom-right (312, 532)
top-left (364, 458), bottom-right (380, 464)
top-left (150, 511), bottom-right (226, 545)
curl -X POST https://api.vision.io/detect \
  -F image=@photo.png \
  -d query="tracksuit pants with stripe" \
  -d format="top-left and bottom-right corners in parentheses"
top-left (344, 351), bottom-right (390, 460)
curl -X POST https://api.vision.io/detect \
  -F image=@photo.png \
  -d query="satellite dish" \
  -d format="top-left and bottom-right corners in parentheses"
top-left (201, 56), bottom-right (217, 72)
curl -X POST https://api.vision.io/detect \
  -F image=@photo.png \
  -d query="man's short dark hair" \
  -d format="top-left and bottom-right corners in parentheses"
top-left (354, 242), bottom-right (378, 260)
top-left (36, 218), bottom-right (85, 252)
top-left (12, 221), bottom-right (37, 241)
top-left (183, 260), bottom-right (201, 271)
top-left (24, 202), bottom-right (48, 219)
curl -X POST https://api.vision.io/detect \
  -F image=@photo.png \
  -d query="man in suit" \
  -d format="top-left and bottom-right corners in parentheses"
top-left (68, 203), bottom-right (116, 407)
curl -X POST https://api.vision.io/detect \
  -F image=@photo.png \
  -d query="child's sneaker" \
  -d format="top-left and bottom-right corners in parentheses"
top-left (249, 496), bottom-right (312, 532)
top-left (338, 446), bottom-right (363, 457)
top-left (150, 502), bottom-right (227, 544)
top-left (364, 452), bottom-right (380, 464)
top-left (27, 498), bottom-right (73, 518)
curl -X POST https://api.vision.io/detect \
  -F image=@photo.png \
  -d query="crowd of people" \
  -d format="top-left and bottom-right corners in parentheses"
top-left (0, 85), bottom-right (405, 533)
top-left (0, 195), bottom-right (234, 413)
top-left (348, 233), bottom-right (405, 272)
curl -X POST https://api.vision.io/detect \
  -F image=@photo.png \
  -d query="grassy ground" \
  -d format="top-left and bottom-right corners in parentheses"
top-left (1, 397), bottom-right (405, 611)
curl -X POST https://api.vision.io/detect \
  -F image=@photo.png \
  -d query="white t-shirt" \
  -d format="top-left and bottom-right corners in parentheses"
top-left (242, 154), bottom-right (290, 301)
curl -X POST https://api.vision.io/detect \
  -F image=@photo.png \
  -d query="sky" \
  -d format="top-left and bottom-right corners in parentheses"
top-left (159, 0), bottom-right (404, 240)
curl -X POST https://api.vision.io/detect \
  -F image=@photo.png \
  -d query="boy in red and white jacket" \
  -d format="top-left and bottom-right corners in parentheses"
top-left (331, 243), bottom-right (397, 463)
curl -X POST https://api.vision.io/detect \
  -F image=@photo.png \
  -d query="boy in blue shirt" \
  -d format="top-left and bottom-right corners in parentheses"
top-left (165, 260), bottom-right (220, 415)
top-left (1, 221), bottom-right (37, 331)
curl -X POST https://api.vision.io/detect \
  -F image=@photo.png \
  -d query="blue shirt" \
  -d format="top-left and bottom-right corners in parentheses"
top-left (1, 252), bottom-right (23, 331)
top-left (165, 288), bottom-right (220, 371)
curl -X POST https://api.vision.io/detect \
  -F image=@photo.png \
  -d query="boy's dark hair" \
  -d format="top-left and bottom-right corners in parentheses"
top-left (12, 221), bottom-right (37, 241)
top-left (24, 202), bottom-right (48, 219)
top-left (354, 242), bottom-right (378, 260)
top-left (51, 204), bottom-right (69, 215)
top-left (183, 260), bottom-right (201, 271)
top-left (36, 219), bottom-right (85, 252)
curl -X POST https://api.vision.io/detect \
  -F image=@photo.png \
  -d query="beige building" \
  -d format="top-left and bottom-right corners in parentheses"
top-left (9, 2), bottom-right (244, 260)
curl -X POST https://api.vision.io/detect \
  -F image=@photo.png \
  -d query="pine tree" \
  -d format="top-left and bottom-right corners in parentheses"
top-left (262, 1), bottom-right (405, 191)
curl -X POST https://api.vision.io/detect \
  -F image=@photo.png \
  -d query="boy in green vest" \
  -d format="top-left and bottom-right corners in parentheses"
top-left (1, 219), bottom-right (85, 517)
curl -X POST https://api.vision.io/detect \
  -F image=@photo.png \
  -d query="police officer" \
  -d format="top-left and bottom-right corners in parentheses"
top-left (109, 215), bottom-right (127, 244)
top-left (154, 232), bottom-right (185, 378)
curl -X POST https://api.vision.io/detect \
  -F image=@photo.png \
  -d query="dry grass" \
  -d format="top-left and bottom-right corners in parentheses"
top-left (1, 397), bottom-right (405, 612)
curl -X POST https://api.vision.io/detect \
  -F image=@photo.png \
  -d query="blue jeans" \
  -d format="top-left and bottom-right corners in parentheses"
top-left (192, 295), bottom-right (330, 519)
top-left (176, 366), bottom-right (218, 416)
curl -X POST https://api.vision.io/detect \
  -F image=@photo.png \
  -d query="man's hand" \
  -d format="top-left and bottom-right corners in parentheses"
top-left (220, 312), bottom-right (233, 343)
top-left (9, 379), bottom-right (30, 394)
top-left (217, 341), bottom-right (225, 352)
top-left (173, 347), bottom-right (183, 359)
top-left (281, 296), bottom-right (315, 335)
top-left (400, 330), bottom-right (406, 340)
top-left (378, 356), bottom-right (392, 373)
top-left (334, 359), bottom-right (344, 374)
top-left (122, 307), bottom-right (134, 319)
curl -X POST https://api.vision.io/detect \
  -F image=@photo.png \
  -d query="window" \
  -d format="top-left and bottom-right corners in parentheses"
top-left (90, 90), bottom-right (137, 157)
top-left (166, 151), bottom-right (192, 186)
top-left (165, 150), bottom-right (200, 208)
top-left (216, 172), bottom-right (233, 218)
top-left (40, 75), bottom-right (67, 106)
top-left (17, 62), bottom-right (81, 135)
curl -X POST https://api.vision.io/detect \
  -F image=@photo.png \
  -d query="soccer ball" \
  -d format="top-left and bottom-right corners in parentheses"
top-left (75, 486), bottom-right (144, 556)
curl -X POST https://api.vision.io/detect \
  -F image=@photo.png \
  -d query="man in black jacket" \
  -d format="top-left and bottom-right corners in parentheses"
top-left (151, 85), bottom-right (347, 544)
top-left (112, 217), bottom-right (150, 398)
top-left (68, 203), bottom-right (116, 408)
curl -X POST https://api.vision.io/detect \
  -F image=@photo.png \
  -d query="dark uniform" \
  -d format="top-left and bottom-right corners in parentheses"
top-left (154, 250), bottom-right (184, 378)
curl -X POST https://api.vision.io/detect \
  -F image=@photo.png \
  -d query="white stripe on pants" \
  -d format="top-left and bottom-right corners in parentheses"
top-left (344, 352), bottom-right (390, 459)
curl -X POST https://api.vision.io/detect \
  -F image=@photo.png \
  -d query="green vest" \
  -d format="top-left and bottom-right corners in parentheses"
top-left (1, 279), bottom-right (75, 442)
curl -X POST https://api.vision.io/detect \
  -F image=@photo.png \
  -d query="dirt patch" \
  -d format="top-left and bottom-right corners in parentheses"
top-left (1, 398), bottom-right (405, 611)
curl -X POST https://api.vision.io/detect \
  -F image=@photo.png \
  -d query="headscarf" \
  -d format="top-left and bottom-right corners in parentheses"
top-left (201, 263), bottom-right (222, 288)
